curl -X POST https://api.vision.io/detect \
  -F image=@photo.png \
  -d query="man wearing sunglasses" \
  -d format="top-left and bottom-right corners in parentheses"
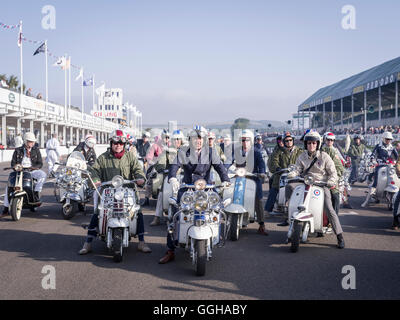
top-left (269, 132), bottom-right (303, 226)
top-left (287, 131), bottom-right (345, 249)
top-left (78, 129), bottom-right (151, 255)
top-left (159, 126), bottom-right (230, 264)
top-left (363, 131), bottom-right (399, 206)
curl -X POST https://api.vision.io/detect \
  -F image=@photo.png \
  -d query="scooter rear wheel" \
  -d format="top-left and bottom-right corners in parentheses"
top-left (229, 214), bottom-right (240, 241)
top-left (61, 202), bottom-right (76, 220)
top-left (10, 198), bottom-right (23, 221)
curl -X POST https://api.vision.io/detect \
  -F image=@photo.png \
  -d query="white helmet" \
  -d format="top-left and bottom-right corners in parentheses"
top-left (223, 133), bottom-right (232, 141)
top-left (304, 131), bottom-right (322, 150)
top-left (382, 131), bottom-right (393, 142)
top-left (324, 132), bottom-right (336, 141)
top-left (189, 125), bottom-right (207, 138)
top-left (172, 130), bottom-right (184, 140)
top-left (85, 134), bottom-right (96, 149)
top-left (208, 131), bottom-right (216, 140)
top-left (240, 129), bottom-right (254, 141)
top-left (24, 132), bottom-right (36, 143)
top-left (142, 131), bottom-right (151, 138)
top-left (161, 129), bottom-right (170, 140)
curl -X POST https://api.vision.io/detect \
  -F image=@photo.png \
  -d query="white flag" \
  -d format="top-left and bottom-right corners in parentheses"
top-left (53, 56), bottom-right (66, 68)
top-left (75, 68), bottom-right (83, 82)
top-left (95, 83), bottom-right (105, 95)
top-left (1, 80), bottom-right (9, 88)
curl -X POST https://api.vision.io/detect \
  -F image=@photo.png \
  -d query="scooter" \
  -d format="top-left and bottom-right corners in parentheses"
top-left (286, 175), bottom-right (326, 253)
top-left (4, 165), bottom-right (42, 221)
top-left (275, 168), bottom-right (291, 214)
top-left (95, 175), bottom-right (142, 262)
top-left (168, 179), bottom-right (231, 276)
top-left (54, 151), bottom-right (92, 220)
top-left (223, 167), bottom-right (263, 241)
top-left (361, 159), bottom-right (400, 210)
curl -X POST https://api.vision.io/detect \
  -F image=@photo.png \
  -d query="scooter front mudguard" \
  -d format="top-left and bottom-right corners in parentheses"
top-left (187, 225), bottom-right (213, 240)
top-left (107, 218), bottom-right (130, 229)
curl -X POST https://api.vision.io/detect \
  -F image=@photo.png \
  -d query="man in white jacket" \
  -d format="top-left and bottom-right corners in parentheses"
top-left (46, 133), bottom-right (60, 177)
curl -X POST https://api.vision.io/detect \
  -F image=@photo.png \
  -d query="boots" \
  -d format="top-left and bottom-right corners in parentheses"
top-left (159, 250), bottom-right (175, 264)
top-left (137, 241), bottom-right (152, 253)
top-left (257, 224), bottom-right (269, 236)
top-left (0, 207), bottom-right (9, 218)
top-left (337, 234), bottom-right (345, 249)
top-left (150, 216), bottom-right (161, 226)
top-left (392, 217), bottom-right (400, 230)
top-left (78, 242), bottom-right (92, 255)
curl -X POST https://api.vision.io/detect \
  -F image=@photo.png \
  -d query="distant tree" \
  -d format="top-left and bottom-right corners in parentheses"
top-left (8, 75), bottom-right (18, 90)
top-left (231, 118), bottom-right (250, 132)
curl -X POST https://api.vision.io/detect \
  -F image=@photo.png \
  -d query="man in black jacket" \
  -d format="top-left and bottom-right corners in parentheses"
top-left (73, 134), bottom-right (97, 166)
top-left (1, 132), bottom-right (46, 217)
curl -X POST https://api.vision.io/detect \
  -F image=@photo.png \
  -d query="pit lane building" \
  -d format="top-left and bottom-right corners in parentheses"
top-left (297, 56), bottom-right (400, 130)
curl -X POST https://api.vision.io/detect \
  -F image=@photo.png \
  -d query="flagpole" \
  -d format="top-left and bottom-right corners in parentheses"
top-left (45, 40), bottom-right (48, 119)
top-left (64, 54), bottom-right (67, 128)
top-left (68, 56), bottom-right (71, 122)
top-left (92, 74), bottom-right (95, 111)
top-left (19, 20), bottom-right (23, 111)
top-left (81, 67), bottom-right (84, 123)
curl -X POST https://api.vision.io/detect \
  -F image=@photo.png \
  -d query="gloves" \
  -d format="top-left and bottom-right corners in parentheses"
top-left (169, 177), bottom-right (180, 197)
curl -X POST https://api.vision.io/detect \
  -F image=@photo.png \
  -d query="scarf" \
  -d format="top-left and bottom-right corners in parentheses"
top-left (113, 149), bottom-right (125, 159)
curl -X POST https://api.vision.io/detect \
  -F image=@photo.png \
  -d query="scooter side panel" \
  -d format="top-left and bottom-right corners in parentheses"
top-left (307, 186), bottom-right (324, 231)
top-left (243, 179), bottom-right (256, 218)
top-left (376, 167), bottom-right (388, 198)
top-left (162, 176), bottom-right (172, 211)
top-left (288, 184), bottom-right (305, 220)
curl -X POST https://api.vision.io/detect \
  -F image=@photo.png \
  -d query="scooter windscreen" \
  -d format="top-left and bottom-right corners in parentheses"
top-left (66, 151), bottom-right (87, 170)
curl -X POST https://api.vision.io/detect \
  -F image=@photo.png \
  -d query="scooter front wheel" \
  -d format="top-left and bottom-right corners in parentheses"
top-left (228, 214), bottom-right (240, 241)
top-left (10, 198), bottom-right (23, 221)
top-left (195, 239), bottom-right (207, 276)
top-left (61, 201), bottom-right (76, 220)
top-left (290, 221), bottom-right (301, 253)
top-left (112, 228), bottom-right (123, 263)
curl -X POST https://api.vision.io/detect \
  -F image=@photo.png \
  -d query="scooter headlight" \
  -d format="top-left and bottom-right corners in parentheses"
top-left (194, 179), bottom-right (207, 190)
top-left (389, 168), bottom-right (396, 175)
top-left (112, 176), bottom-right (124, 189)
top-left (114, 190), bottom-right (124, 201)
top-left (181, 192), bottom-right (194, 205)
top-left (208, 191), bottom-right (220, 206)
top-left (236, 167), bottom-right (246, 177)
top-left (304, 175), bottom-right (314, 185)
top-left (195, 200), bottom-right (208, 212)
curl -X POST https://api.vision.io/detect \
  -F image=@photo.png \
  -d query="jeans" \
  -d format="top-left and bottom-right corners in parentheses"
top-left (86, 212), bottom-right (145, 243)
top-left (264, 187), bottom-right (279, 212)
top-left (372, 165), bottom-right (384, 188)
top-left (349, 159), bottom-right (359, 182)
top-left (393, 192), bottom-right (400, 218)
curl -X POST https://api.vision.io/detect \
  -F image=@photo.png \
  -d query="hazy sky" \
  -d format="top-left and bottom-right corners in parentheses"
top-left (1, 0), bottom-right (400, 125)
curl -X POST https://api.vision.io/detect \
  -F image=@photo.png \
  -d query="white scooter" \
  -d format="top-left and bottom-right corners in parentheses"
top-left (54, 151), bottom-right (92, 219)
top-left (223, 167), bottom-right (262, 241)
top-left (361, 159), bottom-right (400, 210)
top-left (169, 179), bottom-right (231, 276)
top-left (274, 168), bottom-right (290, 214)
top-left (95, 175), bottom-right (141, 262)
top-left (286, 175), bottom-right (327, 253)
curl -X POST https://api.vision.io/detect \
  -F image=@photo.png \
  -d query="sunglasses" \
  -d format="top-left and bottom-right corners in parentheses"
top-left (112, 141), bottom-right (125, 145)
top-left (284, 139), bottom-right (293, 143)
top-left (307, 141), bottom-right (318, 145)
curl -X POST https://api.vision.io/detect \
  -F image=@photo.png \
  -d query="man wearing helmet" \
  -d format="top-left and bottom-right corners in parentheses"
top-left (46, 133), bottom-right (61, 177)
top-left (73, 134), bottom-right (97, 166)
top-left (1, 132), bottom-right (46, 217)
top-left (268, 132), bottom-right (303, 226)
top-left (287, 131), bottom-right (345, 249)
top-left (158, 126), bottom-right (230, 264)
top-left (135, 131), bottom-right (151, 165)
top-left (141, 130), bottom-right (170, 207)
top-left (78, 129), bottom-right (151, 254)
top-left (348, 134), bottom-right (366, 184)
top-left (149, 130), bottom-right (186, 226)
top-left (232, 129), bottom-right (269, 235)
top-left (364, 131), bottom-right (399, 202)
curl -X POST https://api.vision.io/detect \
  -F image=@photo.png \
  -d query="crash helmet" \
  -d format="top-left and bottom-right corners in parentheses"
top-left (85, 134), bottom-right (96, 149)
top-left (323, 132), bottom-right (336, 142)
top-left (24, 132), bottom-right (36, 143)
top-left (382, 131), bottom-right (394, 143)
top-left (304, 131), bottom-right (322, 150)
top-left (189, 125), bottom-right (208, 139)
top-left (110, 129), bottom-right (127, 145)
top-left (240, 129), bottom-right (254, 142)
top-left (172, 130), bottom-right (184, 140)
top-left (142, 131), bottom-right (151, 139)
top-left (161, 129), bottom-right (170, 140)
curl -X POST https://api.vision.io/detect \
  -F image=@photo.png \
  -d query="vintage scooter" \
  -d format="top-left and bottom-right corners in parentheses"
top-left (223, 167), bottom-right (262, 241)
top-left (274, 168), bottom-right (291, 214)
top-left (4, 165), bottom-right (42, 221)
top-left (54, 151), bottom-right (92, 219)
top-left (169, 179), bottom-right (230, 276)
top-left (286, 175), bottom-right (327, 253)
top-left (361, 159), bottom-right (400, 210)
top-left (95, 175), bottom-right (141, 262)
